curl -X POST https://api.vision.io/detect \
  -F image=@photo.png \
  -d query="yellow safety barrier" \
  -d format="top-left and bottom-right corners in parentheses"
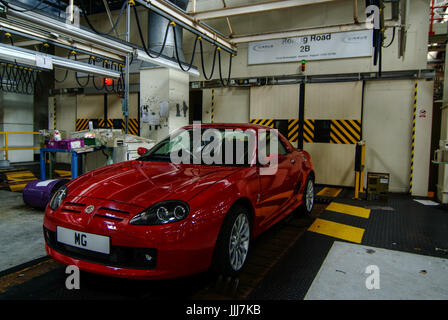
top-left (0, 132), bottom-right (40, 161)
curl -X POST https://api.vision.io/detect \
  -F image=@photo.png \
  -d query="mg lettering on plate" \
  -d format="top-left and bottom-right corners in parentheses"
top-left (74, 232), bottom-right (87, 247)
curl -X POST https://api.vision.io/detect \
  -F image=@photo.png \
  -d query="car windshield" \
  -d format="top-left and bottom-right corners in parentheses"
top-left (138, 128), bottom-right (256, 166)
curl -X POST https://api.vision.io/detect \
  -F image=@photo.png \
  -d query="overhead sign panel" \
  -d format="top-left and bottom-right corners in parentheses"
top-left (248, 30), bottom-right (373, 65)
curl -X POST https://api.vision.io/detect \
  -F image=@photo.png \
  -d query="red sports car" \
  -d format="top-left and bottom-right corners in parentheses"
top-left (43, 123), bottom-right (315, 279)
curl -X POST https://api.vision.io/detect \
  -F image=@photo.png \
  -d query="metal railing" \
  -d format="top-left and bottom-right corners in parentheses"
top-left (0, 131), bottom-right (40, 161)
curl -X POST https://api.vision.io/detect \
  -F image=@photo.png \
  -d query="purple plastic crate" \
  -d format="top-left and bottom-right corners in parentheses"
top-left (46, 139), bottom-right (60, 149)
top-left (59, 138), bottom-right (85, 150)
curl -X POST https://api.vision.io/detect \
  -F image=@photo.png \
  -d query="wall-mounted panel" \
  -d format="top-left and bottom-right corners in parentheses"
top-left (250, 84), bottom-right (299, 120)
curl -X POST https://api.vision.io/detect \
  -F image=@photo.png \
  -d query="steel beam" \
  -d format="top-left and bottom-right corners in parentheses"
top-left (0, 20), bottom-right (124, 62)
top-left (231, 20), bottom-right (401, 43)
top-left (190, 0), bottom-right (339, 21)
top-left (0, 43), bottom-right (121, 78)
top-left (5, 5), bottom-right (133, 56)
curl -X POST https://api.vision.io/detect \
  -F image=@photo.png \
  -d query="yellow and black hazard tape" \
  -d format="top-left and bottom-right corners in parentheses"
top-left (121, 118), bottom-right (140, 136)
top-left (410, 81), bottom-right (417, 194)
top-left (75, 118), bottom-right (90, 131)
top-left (288, 119), bottom-right (299, 143)
top-left (330, 120), bottom-right (361, 145)
top-left (76, 118), bottom-right (140, 136)
top-left (98, 119), bottom-right (113, 128)
top-left (303, 120), bottom-right (315, 143)
top-left (211, 89), bottom-right (215, 123)
top-left (248, 118), bottom-right (361, 144)
top-left (249, 119), bottom-right (275, 128)
top-left (53, 97), bottom-right (56, 130)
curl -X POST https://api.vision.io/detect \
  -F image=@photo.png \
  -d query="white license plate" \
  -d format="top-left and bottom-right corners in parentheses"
top-left (57, 226), bottom-right (110, 254)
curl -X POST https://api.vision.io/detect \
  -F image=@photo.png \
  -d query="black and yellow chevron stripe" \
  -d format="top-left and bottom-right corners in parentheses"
top-left (303, 120), bottom-right (315, 143)
top-left (121, 118), bottom-right (139, 136)
top-left (410, 82), bottom-right (417, 194)
top-left (76, 118), bottom-right (140, 136)
top-left (75, 118), bottom-right (90, 131)
top-left (211, 89), bottom-right (215, 123)
top-left (287, 120), bottom-right (299, 143)
top-left (330, 120), bottom-right (361, 145)
top-left (98, 119), bottom-right (113, 128)
top-left (249, 119), bottom-right (275, 128)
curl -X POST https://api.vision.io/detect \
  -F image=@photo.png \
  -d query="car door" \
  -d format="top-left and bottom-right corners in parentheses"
top-left (257, 131), bottom-right (300, 228)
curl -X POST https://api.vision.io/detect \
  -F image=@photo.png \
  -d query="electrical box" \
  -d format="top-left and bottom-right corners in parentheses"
top-left (367, 172), bottom-right (389, 201)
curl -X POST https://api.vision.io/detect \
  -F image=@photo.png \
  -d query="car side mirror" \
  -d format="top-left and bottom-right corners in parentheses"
top-left (137, 147), bottom-right (148, 156)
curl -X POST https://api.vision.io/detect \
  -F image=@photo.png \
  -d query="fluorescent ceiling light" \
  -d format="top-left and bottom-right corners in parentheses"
top-left (0, 44), bottom-right (38, 66)
top-left (135, 49), bottom-right (200, 77)
top-left (0, 43), bottom-right (121, 78)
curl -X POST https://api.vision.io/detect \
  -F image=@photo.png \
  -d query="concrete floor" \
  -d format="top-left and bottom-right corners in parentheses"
top-left (0, 190), bottom-right (46, 272)
top-left (305, 241), bottom-right (448, 300)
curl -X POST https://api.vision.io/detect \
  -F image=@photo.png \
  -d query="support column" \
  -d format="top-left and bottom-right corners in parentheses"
top-left (139, 67), bottom-right (190, 142)
top-left (437, 38), bottom-right (448, 202)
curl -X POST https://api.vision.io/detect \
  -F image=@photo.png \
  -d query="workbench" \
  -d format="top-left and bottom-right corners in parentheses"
top-left (39, 147), bottom-right (107, 180)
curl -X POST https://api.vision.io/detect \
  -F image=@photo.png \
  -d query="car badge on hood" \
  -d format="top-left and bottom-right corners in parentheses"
top-left (85, 205), bottom-right (95, 214)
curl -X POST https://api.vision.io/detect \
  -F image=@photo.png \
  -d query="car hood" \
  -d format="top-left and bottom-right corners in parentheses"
top-left (66, 160), bottom-right (241, 208)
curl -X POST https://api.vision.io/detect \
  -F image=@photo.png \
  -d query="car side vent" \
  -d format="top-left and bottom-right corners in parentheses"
top-left (94, 214), bottom-right (123, 222)
top-left (65, 202), bottom-right (86, 207)
top-left (98, 207), bottom-right (130, 215)
top-left (61, 202), bottom-right (86, 214)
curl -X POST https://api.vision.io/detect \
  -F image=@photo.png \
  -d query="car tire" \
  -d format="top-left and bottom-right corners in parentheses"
top-left (300, 176), bottom-right (315, 215)
top-left (211, 204), bottom-right (251, 277)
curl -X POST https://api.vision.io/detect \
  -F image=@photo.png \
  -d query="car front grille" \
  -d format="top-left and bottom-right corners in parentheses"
top-left (43, 227), bottom-right (157, 270)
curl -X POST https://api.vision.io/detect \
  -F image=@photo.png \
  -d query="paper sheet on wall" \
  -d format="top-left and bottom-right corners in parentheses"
top-left (160, 101), bottom-right (169, 117)
top-left (142, 111), bottom-right (149, 123)
top-left (148, 113), bottom-right (160, 126)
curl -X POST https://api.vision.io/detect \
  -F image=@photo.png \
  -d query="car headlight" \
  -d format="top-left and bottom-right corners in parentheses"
top-left (49, 185), bottom-right (68, 210)
top-left (130, 201), bottom-right (190, 225)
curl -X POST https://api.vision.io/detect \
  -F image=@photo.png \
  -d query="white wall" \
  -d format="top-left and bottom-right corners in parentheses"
top-left (140, 67), bottom-right (190, 142)
top-left (363, 79), bottom-right (433, 195)
top-left (184, 0), bottom-right (430, 80)
top-left (0, 93), bottom-right (34, 163)
top-left (202, 87), bottom-right (250, 123)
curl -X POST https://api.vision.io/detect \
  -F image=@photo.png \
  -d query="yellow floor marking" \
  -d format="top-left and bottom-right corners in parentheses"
top-left (326, 202), bottom-right (371, 219)
top-left (5, 171), bottom-right (36, 182)
top-left (316, 187), bottom-right (342, 198)
top-left (308, 218), bottom-right (365, 244)
top-left (5, 171), bottom-right (36, 192)
top-left (54, 170), bottom-right (72, 178)
top-left (9, 184), bottom-right (28, 192)
top-left (0, 259), bottom-right (61, 293)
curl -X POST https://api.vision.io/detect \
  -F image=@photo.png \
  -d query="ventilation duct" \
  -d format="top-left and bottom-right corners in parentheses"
top-left (146, 0), bottom-right (189, 64)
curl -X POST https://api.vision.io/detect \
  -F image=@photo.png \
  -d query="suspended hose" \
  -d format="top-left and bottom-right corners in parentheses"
top-left (73, 52), bottom-right (90, 88)
top-left (54, 51), bottom-right (72, 83)
top-left (133, 5), bottom-right (171, 59)
top-left (78, 0), bottom-right (128, 37)
top-left (171, 23), bottom-right (199, 72)
top-left (199, 41), bottom-right (218, 81)
top-left (382, 27), bottom-right (396, 48)
top-left (89, 57), bottom-right (105, 91)
top-left (217, 49), bottom-right (233, 87)
top-left (0, 60), bottom-right (39, 94)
